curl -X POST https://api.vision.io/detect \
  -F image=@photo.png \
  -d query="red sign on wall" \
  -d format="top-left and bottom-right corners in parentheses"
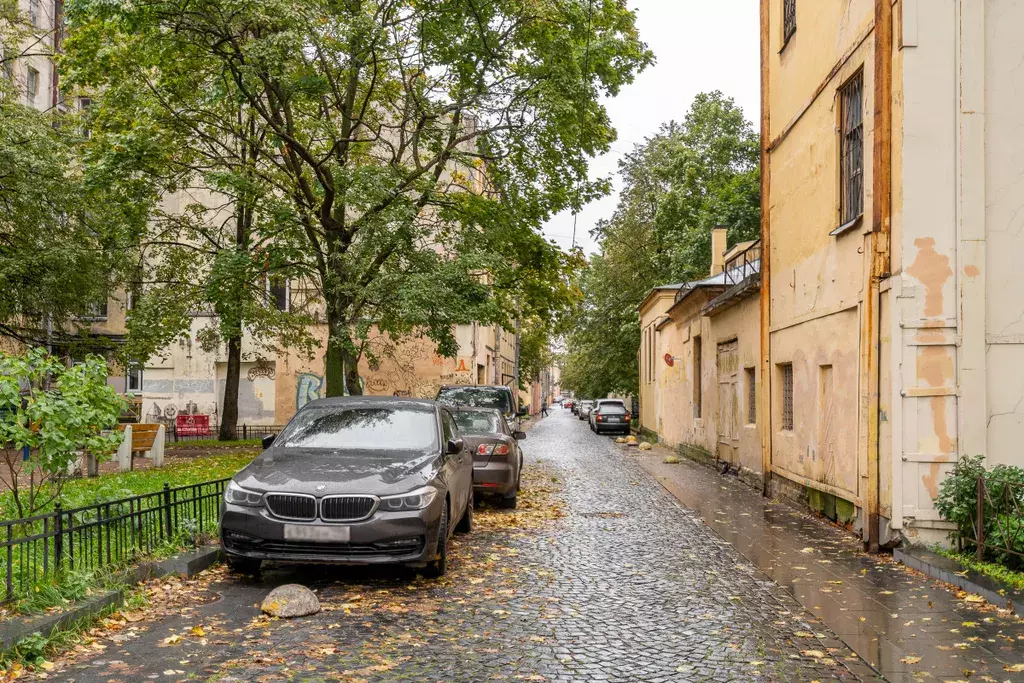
top-left (176, 414), bottom-right (211, 436)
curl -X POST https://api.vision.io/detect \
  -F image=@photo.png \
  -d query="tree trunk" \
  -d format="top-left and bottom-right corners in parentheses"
top-left (219, 334), bottom-right (242, 440)
top-left (324, 312), bottom-right (363, 398)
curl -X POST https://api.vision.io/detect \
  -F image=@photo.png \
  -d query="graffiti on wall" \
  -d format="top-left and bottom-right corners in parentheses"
top-left (296, 372), bottom-right (325, 410)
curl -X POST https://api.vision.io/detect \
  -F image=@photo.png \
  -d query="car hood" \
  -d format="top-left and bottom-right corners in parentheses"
top-left (232, 447), bottom-right (442, 497)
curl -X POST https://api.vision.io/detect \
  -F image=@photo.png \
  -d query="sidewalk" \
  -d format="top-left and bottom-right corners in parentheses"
top-left (629, 442), bottom-right (1024, 683)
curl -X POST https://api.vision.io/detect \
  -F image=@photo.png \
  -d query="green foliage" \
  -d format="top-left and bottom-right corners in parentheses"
top-left (62, 0), bottom-right (649, 394)
top-left (561, 92), bottom-right (760, 399)
top-left (936, 455), bottom-right (1024, 569)
top-left (0, 350), bottom-right (126, 518)
top-left (935, 548), bottom-right (1024, 592)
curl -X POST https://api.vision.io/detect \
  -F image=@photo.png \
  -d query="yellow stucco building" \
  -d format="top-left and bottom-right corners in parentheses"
top-left (644, 0), bottom-right (1024, 549)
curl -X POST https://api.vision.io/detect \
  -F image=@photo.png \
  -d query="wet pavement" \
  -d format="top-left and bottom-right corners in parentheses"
top-left (45, 410), bottom-right (885, 682)
top-left (637, 442), bottom-right (1024, 682)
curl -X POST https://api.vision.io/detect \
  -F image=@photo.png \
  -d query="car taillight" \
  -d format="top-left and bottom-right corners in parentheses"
top-left (625, 415), bottom-right (631, 421)
top-left (477, 444), bottom-right (494, 455)
top-left (492, 444), bottom-right (509, 456)
top-left (596, 415), bottom-right (603, 422)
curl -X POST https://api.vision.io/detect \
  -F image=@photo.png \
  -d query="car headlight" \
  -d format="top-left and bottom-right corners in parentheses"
top-left (224, 481), bottom-right (263, 507)
top-left (380, 486), bottom-right (438, 512)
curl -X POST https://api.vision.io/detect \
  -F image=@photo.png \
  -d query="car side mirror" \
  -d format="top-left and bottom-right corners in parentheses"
top-left (513, 431), bottom-right (527, 441)
top-left (261, 434), bottom-right (276, 450)
top-left (447, 437), bottom-right (464, 455)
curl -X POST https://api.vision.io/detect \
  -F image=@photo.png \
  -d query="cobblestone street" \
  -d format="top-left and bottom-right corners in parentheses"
top-left (50, 410), bottom-right (880, 682)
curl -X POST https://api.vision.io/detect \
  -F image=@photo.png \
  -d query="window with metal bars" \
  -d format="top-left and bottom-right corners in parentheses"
top-left (783, 0), bottom-right (796, 47)
top-left (746, 367), bottom-right (756, 425)
top-left (839, 73), bottom-right (864, 227)
top-left (780, 363), bottom-right (794, 431)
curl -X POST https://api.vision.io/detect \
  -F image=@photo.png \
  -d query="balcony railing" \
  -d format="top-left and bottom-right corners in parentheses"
top-left (722, 240), bottom-right (761, 287)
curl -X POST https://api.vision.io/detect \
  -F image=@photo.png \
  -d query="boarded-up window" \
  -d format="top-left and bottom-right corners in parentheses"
top-left (780, 363), bottom-right (794, 430)
top-left (746, 367), bottom-right (756, 424)
top-left (693, 336), bottom-right (702, 419)
top-left (783, 0), bottom-right (796, 47)
top-left (840, 73), bottom-right (864, 226)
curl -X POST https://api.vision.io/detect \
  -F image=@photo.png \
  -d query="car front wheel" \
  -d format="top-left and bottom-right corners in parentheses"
top-left (455, 490), bottom-right (473, 534)
top-left (226, 555), bottom-right (261, 575)
top-left (424, 500), bottom-right (449, 578)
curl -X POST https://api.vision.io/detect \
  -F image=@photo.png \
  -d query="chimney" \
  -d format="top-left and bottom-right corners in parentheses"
top-left (710, 226), bottom-right (728, 275)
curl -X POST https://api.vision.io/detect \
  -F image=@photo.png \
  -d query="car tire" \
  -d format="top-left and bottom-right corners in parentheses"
top-left (226, 556), bottom-right (261, 575)
top-left (455, 490), bottom-right (473, 534)
top-left (498, 490), bottom-right (518, 509)
top-left (424, 500), bottom-right (449, 578)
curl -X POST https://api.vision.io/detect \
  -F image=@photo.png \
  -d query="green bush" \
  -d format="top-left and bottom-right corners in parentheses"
top-left (936, 454), bottom-right (1024, 569)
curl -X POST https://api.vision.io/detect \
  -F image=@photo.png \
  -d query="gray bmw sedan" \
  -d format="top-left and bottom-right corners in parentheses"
top-left (220, 397), bottom-right (474, 577)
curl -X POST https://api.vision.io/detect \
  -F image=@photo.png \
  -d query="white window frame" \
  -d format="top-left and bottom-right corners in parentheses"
top-left (266, 275), bottom-right (290, 312)
top-left (25, 66), bottom-right (39, 105)
top-left (126, 365), bottom-right (143, 393)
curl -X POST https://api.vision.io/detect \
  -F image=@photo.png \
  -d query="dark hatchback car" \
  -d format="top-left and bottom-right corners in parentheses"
top-left (220, 397), bottom-right (473, 577)
top-left (436, 384), bottom-right (523, 424)
top-left (451, 408), bottom-right (525, 509)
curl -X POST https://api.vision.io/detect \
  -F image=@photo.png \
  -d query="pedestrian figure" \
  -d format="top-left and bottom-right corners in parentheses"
top-left (541, 401), bottom-right (549, 418)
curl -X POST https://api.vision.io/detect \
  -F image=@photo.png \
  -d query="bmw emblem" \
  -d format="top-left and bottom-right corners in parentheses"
top-left (315, 484), bottom-right (327, 492)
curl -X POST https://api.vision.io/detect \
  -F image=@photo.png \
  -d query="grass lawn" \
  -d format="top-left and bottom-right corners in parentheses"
top-left (936, 548), bottom-right (1024, 592)
top-left (0, 451), bottom-right (258, 520)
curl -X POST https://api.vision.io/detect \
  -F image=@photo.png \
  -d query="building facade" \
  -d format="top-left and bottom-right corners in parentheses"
top-left (644, 0), bottom-right (1024, 549)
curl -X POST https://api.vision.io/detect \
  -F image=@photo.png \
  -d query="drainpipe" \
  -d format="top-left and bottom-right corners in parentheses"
top-left (864, 0), bottom-right (893, 553)
top-left (758, 0), bottom-right (773, 498)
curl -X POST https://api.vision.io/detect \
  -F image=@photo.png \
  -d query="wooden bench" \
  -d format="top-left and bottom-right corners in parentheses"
top-left (115, 423), bottom-right (165, 471)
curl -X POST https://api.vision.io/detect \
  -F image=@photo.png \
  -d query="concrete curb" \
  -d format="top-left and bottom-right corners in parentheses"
top-left (0, 545), bottom-right (222, 654)
top-left (894, 546), bottom-right (1024, 612)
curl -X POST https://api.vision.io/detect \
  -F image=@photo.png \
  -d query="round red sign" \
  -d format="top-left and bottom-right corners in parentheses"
top-left (663, 353), bottom-right (675, 367)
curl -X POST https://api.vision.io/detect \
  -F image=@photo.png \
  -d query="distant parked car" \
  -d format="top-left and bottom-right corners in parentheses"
top-left (436, 385), bottom-right (525, 425)
top-left (590, 401), bottom-right (631, 435)
top-left (577, 400), bottom-right (594, 420)
top-left (451, 407), bottom-right (525, 509)
top-left (564, 399), bottom-right (575, 411)
top-left (220, 397), bottom-right (474, 578)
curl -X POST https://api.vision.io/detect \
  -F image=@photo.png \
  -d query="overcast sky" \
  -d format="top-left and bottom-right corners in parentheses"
top-left (542, 0), bottom-right (761, 255)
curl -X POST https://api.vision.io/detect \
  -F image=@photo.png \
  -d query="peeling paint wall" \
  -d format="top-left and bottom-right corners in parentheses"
top-left (766, 0), bottom-right (877, 520)
top-left (983, 0), bottom-right (1024, 468)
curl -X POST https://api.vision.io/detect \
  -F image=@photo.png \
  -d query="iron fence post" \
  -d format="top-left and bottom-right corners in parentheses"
top-left (163, 483), bottom-right (173, 540)
top-left (976, 474), bottom-right (985, 561)
top-left (54, 504), bottom-right (63, 571)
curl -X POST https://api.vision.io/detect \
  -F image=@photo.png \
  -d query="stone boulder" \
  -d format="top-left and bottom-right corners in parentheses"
top-left (261, 584), bottom-right (321, 618)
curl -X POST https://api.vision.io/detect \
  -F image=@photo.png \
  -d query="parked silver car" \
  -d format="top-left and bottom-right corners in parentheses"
top-left (220, 397), bottom-right (474, 578)
top-left (577, 400), bottom-right (594, 420)
top-left (451, 407), bottom-right (525, 509)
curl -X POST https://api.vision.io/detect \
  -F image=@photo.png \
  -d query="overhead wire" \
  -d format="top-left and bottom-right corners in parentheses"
top-left (571, 0), bottom-right (595, 251)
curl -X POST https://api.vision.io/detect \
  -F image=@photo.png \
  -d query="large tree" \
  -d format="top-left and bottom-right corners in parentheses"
top-left (561, 92), bottom-right (760, 399)
top-left (63, 0), bottom-right (651, 396)
top-left (0, 3), bottom-right (146, 349)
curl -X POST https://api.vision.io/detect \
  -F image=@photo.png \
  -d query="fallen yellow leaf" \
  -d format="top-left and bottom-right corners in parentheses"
top-left (900, 656), bottom-right (921, 664)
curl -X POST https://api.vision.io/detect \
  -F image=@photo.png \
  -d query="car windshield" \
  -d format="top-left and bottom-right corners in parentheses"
top-left (452, 411), bottom-right (502, 435)
top-left (275, 406), bottom-right (439, 451)
top-left (599, 404), bottom-right (627, 414)
top-left (436, 387), bottom-right (513, 414)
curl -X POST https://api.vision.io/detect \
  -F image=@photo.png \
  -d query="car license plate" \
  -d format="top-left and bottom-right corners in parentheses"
top-left (606, 417), bottom-right (620, 422)
top-left (284, 525), bottom-right (350, 543)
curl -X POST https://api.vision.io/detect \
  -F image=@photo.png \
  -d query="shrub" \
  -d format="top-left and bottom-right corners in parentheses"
top-left (936, 454), bottom-right (1024, 568)
top-left (0, 349), bottom-right (125, 518)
